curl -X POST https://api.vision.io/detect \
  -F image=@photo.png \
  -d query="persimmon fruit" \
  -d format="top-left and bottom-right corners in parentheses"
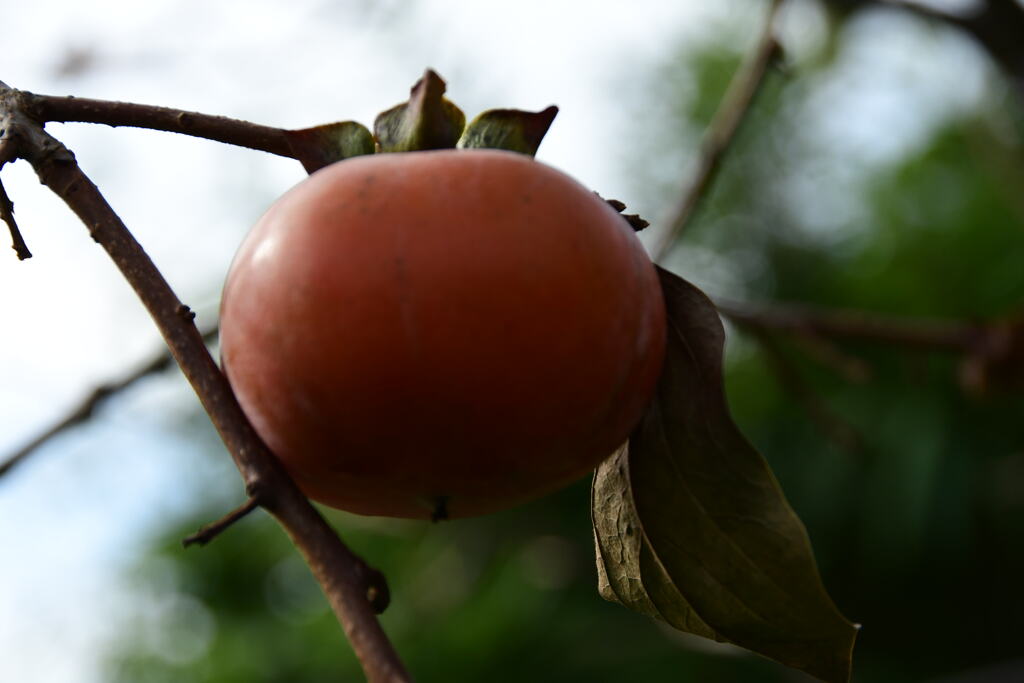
top-left (220, 149), bottom-right (666, 519)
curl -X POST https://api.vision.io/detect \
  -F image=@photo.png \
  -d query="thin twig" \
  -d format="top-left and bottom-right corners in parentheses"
top-left (0, 326), bottom-right (218, 479)
top-left (182, 495), bottom-right (391, 613)
top-left (0, 106), bottom-right (31, 259)
top-left (749, 328), bottom-right (864, 454)
top-left (182, 496), bottom-right (262, 548)
top-left (0, 178), bottom-right (30, 259)
top-left (0, 83), bottom-right (410, 683)
top-left (653, 0), bottom-right (784, 261)
top-left (788, 331), bottom-right (873, 384)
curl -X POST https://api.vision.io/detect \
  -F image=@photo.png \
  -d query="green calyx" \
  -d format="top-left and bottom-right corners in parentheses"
top-left (458, 105), bottom-right (558, 157)
top-left (286, 121), bottom-right (376, 174)
top-left (375, 69), bottom-right (467, 153)
top-left (288, 69), bottom-right (558, 171)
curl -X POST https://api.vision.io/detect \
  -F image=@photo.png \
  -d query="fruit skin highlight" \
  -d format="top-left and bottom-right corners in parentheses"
top-left (219, 149), bottom-right (666, 519)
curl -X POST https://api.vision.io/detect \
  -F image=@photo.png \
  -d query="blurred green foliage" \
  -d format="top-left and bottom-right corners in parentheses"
top-left (105, 10), bottom-right (1024, 683)
top-left (109, 481), bottom-right (801, 682)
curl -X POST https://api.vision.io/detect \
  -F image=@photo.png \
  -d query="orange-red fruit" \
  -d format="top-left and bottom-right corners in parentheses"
top-left (220, 149), bottom-right (665, 519)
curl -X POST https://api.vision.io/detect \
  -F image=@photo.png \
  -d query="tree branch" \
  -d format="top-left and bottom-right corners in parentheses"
top-left (0, 83), bottom-right (410, 683)
top-left (716, 298), bottom-right (982, 351)
top-left (21, 90), bottom-right (366, 173)
top-left (718, 297), bottom-right (1024, 394)
top-left (25, 93), bottom-right (297, 158)
top-left (0, 326), bottom-right (218, 479)
top-left (653, 0), bottom-right (784, 261)
top-left (0, 100), bottom-right (32, 260)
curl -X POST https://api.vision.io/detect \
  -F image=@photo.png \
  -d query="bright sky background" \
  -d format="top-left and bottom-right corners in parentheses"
top-left (0, 1), bottom-right (992, 681)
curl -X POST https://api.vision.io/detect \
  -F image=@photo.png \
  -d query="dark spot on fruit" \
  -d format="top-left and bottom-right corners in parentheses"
top-left (431, 496), bottom-right (450, 522)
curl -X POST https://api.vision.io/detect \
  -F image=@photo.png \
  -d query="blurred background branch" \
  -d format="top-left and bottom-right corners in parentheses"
top-left (717, 298), bottom-right (981, 351)
top-left (828, 0), bottom-right (1024, 96)
top-left (0, 326), bottom-right (218, 479)
top-left (654, 0), bottom-right (784, 260)
top-left (745, 326), bottom-right (865, 453)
